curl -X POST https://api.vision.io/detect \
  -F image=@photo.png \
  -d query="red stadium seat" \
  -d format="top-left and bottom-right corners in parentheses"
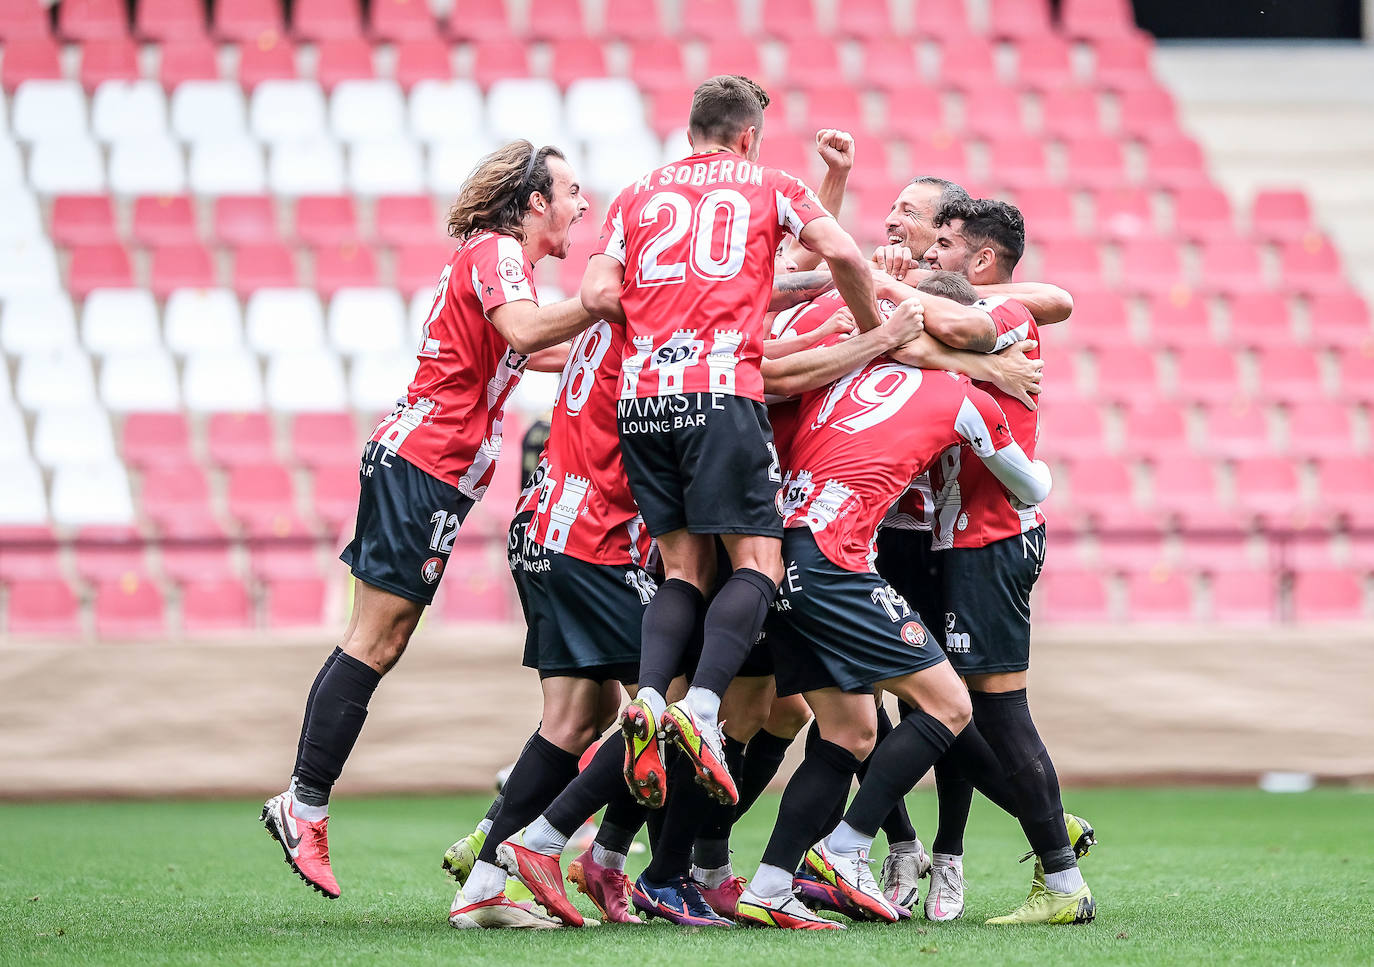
top-left (1145, 289), bottom-right (1212, 349)
top-left (123, 413), bottom-right (193, 468)
top-left (521, 0), bottom-right (586, 38)
top-left (1036, 395), bottom-right (1107, 458)
top-left (1197, 398), bottom-right (1271, 458)
top-left (602, 0), bottom-right (666, 40)
top-left (940, 37), bottom-right (997, 93)
top-left (1170, 341), bottom-right (1243, 406)
top-left (1222, 290), bottom-right (1292, 349)
top-left (469, 38), bottom-right (530, 87)
top-left (1306, 290), bottom-right (1372, 349)
top-left (1091, 33), bottom-right (1153, 90)
top-left (94, 574), bottom-right (166, 637)
top-left (1057, 287), bottom-right (1125, 348)
top-left (1250, 189), bottom-right (1311, 242)
top-left (233, 243), bottom-right (300, 295)
top-left (984, 135), bottom-right (1049, 190)
top-left (394, 242), bottom-right (455, 292)
top-left (646, 83), bottom-right (695, 137)
top-left (149, 244), bottom-right (217, 299)
top-left (1013, 185), bottom-right (1078, 239)
top-left (547, 38), bottom-right (607, 89)
top-left (1063, 455), bottom-right (1135, 522)
top-left (59, 0), bottom-right (128, 41)
top-left (1284, 401), bottom-right (1356, 458)
top-left (800, 88), bottom-right (867, 137)
top-left (1180, 532), bottom-right (1256, 572)
top-left (756, 0), bottom-right (820, 41)
top-left (680, 0), bottom-right (742, 38)
top-left (988, 0), bottom-right (1053, 39)
top-left (1038, 238), bottom-right (1103, 290)
top-left (1145, 136), bottom-right (1208, 189)
top-left (1117, 237), bottom-right (1184, 294)
top-left (2, 38), bottom-right (64, 91)
top-left (293, 0), bottom-right (362, 40)
top-left (1253, 346), bottom-right (1325, 404)
top-left (0, 527), bottom-right (62, 584)
top-left (1230, 455), bottom-right (1303, 525)
top-left (1279, 233), bottom-right (1345, 294)
top-left (132, 195), bottom-right (199, 247)
top-left (1197, 237), bottom-right (1265, 296)
top-left (313, 244), bottom-right (379, 297)
top-left (1209, 569), bottom-right (1277, 623)
top-left (781, 37), bottom-right (844, 91)
top-left (1061, 0), bottom-right (1137, 38)
top-left (1120, 400), bottom-right (1188, 458)
top-left (625, 38), bottom-right (687, 93)
top-left (293, 195), bottom-right (358, 246)
top-left (1124, 569), bottom-right (1193, 622)
top-left (0, 2), bottom-right (52, 41)
top-left (1015, 35), bottom-right (1073, 88)
top-left (7, 580), bottom-right (83, 635)
top-left (1091, 187), bottom-right (1153, 240)
top-left (247, 537), bottom-right (321, 580)
top-left (182, 577), bottom-right (254, 631)
top-left (52, 195), bottom-right (119, 248)
top-left (159, 37), bottom-right (219, 85)
top-left (438, 546), bottom-right (514, 621)
top-left (213, 196), bottom-right (279, 245)
top-left (208, 412), bottom-right (276, 466)
top-left (1062, 136), bottom-right (1126, 191)
top-left (136, 0), bottom-right (206, 40)
top-left (310, 462), bottom-right (361, 532)
top-left (1114, 84), bottom-right (1179, 140)
top-left (1036, 87), bottom-right (1101, 139)
top-left (856, 39), bottom-right (920, 93)
top-left (265, 576), bottom-right (329, 627)
top-left (67, 244), bottom-right (136, 298)
top-left (1315, 457), bottom-right (1374, 518)
top-left (704, 38), bottom-right (765, 82)
top-left (1037, 568), bottom-right (1111, 623)
top-left (393, 38), bottom-right (451, 88)
top-left (215, 0), bottom-right (285, 41)
top-left (160, 537), bottom-right (236, 582)
top-left (290, 412), bottom-right (358, 468)
top-left (139, 462), bottom-right (215, 533)
top-left (1290, 569), bottom-right (1365, 622)
top-left (916, 0), bottom-right (973, 39)
top-left (315, 37), bottom-right (374, 89)
top-left (226, 461), bottom-right (298, 529)
top-left (833, 0), bottom-right (901, 39)
top-left (1170, 185), bottom-right (1233, 242)
top-left (1147, 454), bottom-right (1224, 525)
top-left (1335, 346), bottom-right (1374, 404)
top-left (237, 36), bottom-right (298, 89)
top-left (79, 38), bottom-right (141, 91)
top-left (374, 194), bottom-right (439, 246)
top-left (445, 0), bottom-right (510, 40)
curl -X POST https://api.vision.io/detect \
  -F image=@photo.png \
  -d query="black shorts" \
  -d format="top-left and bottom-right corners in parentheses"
top-left (339, 444), bottom-right (474, 605)
top-left (617, 392), bottom-right (783, 539)
top-left (766, 529), bottom-right (947, 697)
top-left (515, 536), bottom-right (657, 684)
top-left (874, 527), bottom-right (946, 648)
top-left (941, 524), bottom-right (1047, 676)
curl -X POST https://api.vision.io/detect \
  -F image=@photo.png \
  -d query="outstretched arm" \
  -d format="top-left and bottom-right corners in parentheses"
top-left (785, 129), bottom-right (855, 272)
top-left (769, 270), bottom-right (835, 312)
top-left (800, 217), bottom-right (883, 333)
top-left (579, 253), bottom-right (626, 326)
top-left (488, 297), bottom-right (594, 355)
top-left (891, 336), bottom-right (1043, 410)
top-left (975, 282), bottom-right (1073, 325)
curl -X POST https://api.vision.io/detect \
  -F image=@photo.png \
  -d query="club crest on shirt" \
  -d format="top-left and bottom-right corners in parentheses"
top-left (421, 557), bottom-right (444, 584)
top-left (498, 256), bottom-right (526, 284)
top-left (900, 621), bottom-right (926, 647)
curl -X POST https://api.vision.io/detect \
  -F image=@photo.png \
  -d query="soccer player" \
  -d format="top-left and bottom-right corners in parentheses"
top-left (260, 141), bottom-right (595, 900)
top-left (731, 296), bottom-right (1054, 929)
top-left (582, 76), bottom-right (884, 811)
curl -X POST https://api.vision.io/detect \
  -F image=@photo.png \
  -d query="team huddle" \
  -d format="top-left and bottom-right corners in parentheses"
top-left (261, 74), bottom-right (1099, 931)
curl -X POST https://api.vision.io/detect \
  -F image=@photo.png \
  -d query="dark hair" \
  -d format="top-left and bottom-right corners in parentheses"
top-left (917, 271), bottom-right (979, 305)
top-left (446, 140), bottom-right (566, 242)
top-left (908, 175), bottom-right (971, 211)
top-left (934, 197), bottom-right (1025, 269)
top-left (688, 74), bottom-right (769, 145)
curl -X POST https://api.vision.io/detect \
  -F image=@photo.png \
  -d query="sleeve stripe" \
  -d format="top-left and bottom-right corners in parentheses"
top-left (992, 320), bottom-right (1031, 352)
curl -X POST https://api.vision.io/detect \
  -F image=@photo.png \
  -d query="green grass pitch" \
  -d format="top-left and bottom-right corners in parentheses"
top-left (3, 787), bottom-right (1371, 966)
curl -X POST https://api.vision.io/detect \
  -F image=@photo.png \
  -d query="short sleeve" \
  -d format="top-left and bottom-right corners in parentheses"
top-left (954, 388), bottom-right (1015, 457)
top-left (474, 234), bottom-right (536, 315)
top-left (773, 170), bottom-right (831, 238)
top-left (972, 296), bottom-right (1034, 352)
top-left (596, 194), bottom-right (628, 266)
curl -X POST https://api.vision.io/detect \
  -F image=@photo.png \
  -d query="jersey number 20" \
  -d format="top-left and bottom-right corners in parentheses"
top-left (636, 189), bottom-right (750, 287)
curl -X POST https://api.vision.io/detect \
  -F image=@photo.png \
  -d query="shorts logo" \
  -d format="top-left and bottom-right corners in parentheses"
top-left (900, 621), bottom-right (926, 647)
top-left (421, 557), bottom-right (444, 584)
top-left (498, 256), bottom-right (526, 284)
top-left (945, 612), bottom-right (957, 634)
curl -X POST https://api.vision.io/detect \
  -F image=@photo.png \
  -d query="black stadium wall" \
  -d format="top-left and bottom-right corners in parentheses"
top-left (1129, 0), bottom-right (1363, 38)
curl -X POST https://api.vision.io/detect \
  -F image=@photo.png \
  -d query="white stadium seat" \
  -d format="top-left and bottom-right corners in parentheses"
top-left (0, 93), bottom-right (6, 132)
top-left (250, 80), bottom-right (328, 144)
top-left (486, 79), bottom-right (565, 145)
top-left (11, 80), bottom-right (87, 142)
top-left (265, 350), bottom-right (348, 411)
top-left (349, 350), bottom-right (418, 410)
top-left (91, 80), bottom-right (168, 142)
top-left (100, 350), bottom-right (182, 411)
top-left (348, 140), bottom-right (424, 195)
top-left (1, 292), bottom-right (78, 355)
top-left (182, 349), bottom-right (264, 410)
top-left (509, 370), bottom-right (559, 416)
top-left (0, 239), bottom-right (62, 299)
top-left (0, 137), bottom-right (25, 188)
top-left (1, 459), bottom-right (48, 525)
top-left (244, 288), bottom-right (325, 354)
top-left (27, 137), bottom-right (106, 194)
top-left (82, 289), bottom-right (162, 355)
top-left (15, 348), bottom-right (97, 408)
top-left (108, 136), bottom-right (187, 195)
top-left (409, 79), bottom-right (484, 144)
top-left (51, 462), bottom-right (135, 526)
top-left (329, 288), bottom-right (405, 355)
top-left (268, 139), bottom-right (346, 195)
top-left (584, 133), bottom-right (663, 196)
top-left (170, 81), bottom-right (248, 142)
top-left (189, 138), bottom-right (266, 195)
top-left (330, 80), bottom-right (407, 143)
top-left (164, 288), bottom-right (243, 354)
top-left (661, 129), bottom-right (691, 165)
top-left (33, 403), bottom-right (117, 467)
top-left (0, 401), bottom-right (27, 450)
top-left (565, 78), bottom-right (647, 142)
top-left (0, 187), bottom-right (45, 243)
top-left (427, 137), bottom-right (499, 194)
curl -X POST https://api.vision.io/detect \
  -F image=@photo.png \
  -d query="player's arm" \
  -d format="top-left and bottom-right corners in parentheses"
top-left (763, 315), bottom-right (855, 359)
top-left (800, 218), bottom-right (884, 332)
top-left (526, 342), bottom-right (572, 373)
top-left (768, 269), bottom-right (835, 311)
top-left (958, 391), bottom-right (1053, 504)
top-left (579, 253), bottom-right (627, 326)
top-left (488, 297), bottom-right (594, 355)
top-left (785, 129), bottom-right (854, 272)
top-left (873, 278), bottom-right (998, 351)
top-left (974, 282), bottom-right (1073, 325)
top-left (891, 335), bottom-right (1043, 410)
top-left (762, 298), bottom-right (924, 398)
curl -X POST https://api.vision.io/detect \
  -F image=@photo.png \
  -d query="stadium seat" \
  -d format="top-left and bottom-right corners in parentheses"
top-left (33, 402), bottom-right (118, 468)
top-left (1280, 233), bottom-right (1345, 294)
top-left (374, 194), bottom-right (438, 245)
top-left (1334, 346), bottom-right (1374, 404)
top-left (236, 35), bottom-right (298, 90)
top-left (1037, 568), bottom-right (1111, 623)
top-left (72, 525), bottom-right (146, 583)
top-left (468, 38), bottom-right (531, 88)
top-left (1208, 569), bottom-right (1277, 624)
top-left (1, 462), bottom-right (50, 527)
top-left (1285, 401), bottom-right (1356, 458)
top-left (51, 195), bottom-right (119, 248)
top-left (369, 0), bottom-right (438, 40)
top-left (312, 243), bottom-right (379, 295)
top-left (393, 38), bottom-right (452, 88)
top-left (290, 195), bottom-right (357, 246)
top-left (1035, 395), bottom-right (1107, 459)
top-left (183, 349), bottom-right (266, 409)
top-left (170, 81), bottom-right (247, 141)
top-left (92, 80), bottom-right (168, 142)
top-left (79, 38), bottom-right (141, 91)
top-left (984, 135), bottom-right (1050, 190)
top-left (1250, 188), bottom-right (1311, 242)
top-left (94, 574), bottom-right (166, 637)
top-left (102, 350), bottom-right (182, 412)
top-left (1302, 289), bottom-right (1369, 349)
top-left (1, 186), bottom-right (45, 244)
top-left (1195, 237), bottom-right (1264, 296)
top-left (16, 347), bottom-right (97, 408)
top-left (988, 0), bottom-right (1053, 39)
top-left (12, 80), bottom-right (89, 142)
top-left (316, 38), bottom-right (378, 90)
top-left (1173, 346), bottom-right (1244, 405)
top-left (1016, 35), bottom-right (1074, 89)
top-left (1290, 569), bottom-right (1365, 622)
top-left (292, 0), bottom-right (361, 40)
top-left (268, 141), bottom-right (347, 196)
top-left (349, 349), bottom-right (418, 410)
top-left (1315, 457), bottom-right (1374, 523)
top-left (1091, 186), bottom-right (1153, 239)
top-left (0, 292), bottom-right (79, 356)
top-left (27, 136), bottom-right (107, 193)
top-left (1123, 569), bottom-right (1193, 622)
top-left (0, 0), bottom-right (52, 40)
top-left (348, 141), bottom-right (424, 195)
top-left (158, 37), bottom-right (220, 86)
top-left (136, 0), bottom-right (205, 40)
top-left (327, 288), bottom-right (405, 355)
top-left (188, 138), bottom-right (267, 194)
top-left (1054, 287), bottom-right (1125, 348)
top-left (6, 580), bottom-right (83, 635)
top-left (754, 0), bottom-right (820, 41)
top-left (1253, 346), bottom-right (1326, 404)
top-left (67, 245), bottom-right (136, 298)
top-left (1145, 135), bottom-right (1207, 189)
top-left (1119, 400), bottom-right (1188, 458)
top-left (2, 39), bottom-right (64, 93)
top-left (1230, 455), bottom-right (1304, 525)
top-left (702, 37), bottom-right (765, 83)
top-left (408, 78), bottom-right (483, 145)
top-left (1036, 86), bottom-right (1101, 140)
top-left (1198, 398), bottom-right (1272, 457)
top-left (59, 0), bottom-right (127, 41)
top-left (181, 577), bottom-right (255, 631)
top-left (1091, 33), bottom-right (1153, 89)
top-left (244, 288), bottom-right (324, 353)
top-left (51, 461), bottom-right (136, 526)
top-left (109, 136), bottom-right (188, 195)
top-left (780, 37), bottom-right (845, 92)
top-left (599, 0), bottom-right (665, 39)
top-left (1147, 454), bottom-right (1224, 525)
top-left (624, 38), bottom-right (686, 93)
top-left (1170, 185), bottom-right (1233, 242)
top-left (130, 194), bottom-right (197, 247)
top-left (520, 0), bottom-right (585, 39)
top-left (394, 242), bottom-right (454, 292)
top-left (583, 133), bottom-right (664, 197)
top-left (250, 80), bottom-right (328, 143)
top-left (265, 351), bottom-right (348, 410)
top-left (214, 0), bottom-right (284, 41)
top-left (1146, 290), bottom-right (1214, 349)
top-left (1062, 455), bottom-right (1136, 523)
top-left (226, 461), bottom-right (299, 530)
top-left (0, 238), bottom-right (62, 299)
top-left (547, 38), bottom-right (606, 89)
top-left (960, 86), bottom-right (1027, 139)
top-left (207, 411), bottom-right (275, 467)
top-left (329, 79), bottom-right (405, 143)
top-left (485, 78), bottom-right (566, 145)
top-left (438, 548), bottom-right (513, 621)
top-left (82, 289), bottom-right (160, 355)
top-left (233, 243), bottom-right (301, 294)
top-left (265, 576), bottom-right (329, 627)
top-left (247, 536), bottom-right (323, 578)
top-left (1222, 290), bottom-right (1292, 348)
top-left (211, 195), bottom-right (276, 245)
top-left (679, 0), bottom-right (740, 38)
top-left (565, 78), bottom-right (646, 141)
top-left (290, 412), bottom-right (358, 468)
top-left (121, 412), bottom-right (193, 468)
top-left (1061, 135), bottom-right (1126, 190)
top-left (309, 462), bottom-right (360, 531)
top-left (148, 244), bottom-right (216, 299)
top-left (1117, 237), bottom-right (1184, 294)
top-left (1060, 0), bottom-right (1137, 37)
top-left (138, 460), bottom-right (214, 530)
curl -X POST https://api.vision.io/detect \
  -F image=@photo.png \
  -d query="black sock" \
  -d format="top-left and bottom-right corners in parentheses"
top-left (932, 759), bottom-right (974, 855)
top-left (544, 731), bottom-right (626, 837)
top-left (843, 711), bottom-right (957, 837)
top-left (944, 719), bottom-right (1020, 817)
top-left (644, 753), bottom-right (711, 882)
top-left (477, 731), bottom-right (580, 864)
top-left (760, 737), bottom-right (862, 873)
top-left (861, 708), bottom-right (919, 845)
top-left (597, 746), bottom-right (648, 854)
top-left (970, 689), bottom-right (1075, 873)
top-left (692, 568), bottom-right (776, 696)
top-left (295, 651), bottom-right (382, 805)
top-left (803, 722), bottom-right (848, 840)
top-left (692, 734), bottom-right (747, 870)
top-left (637, 579), bottom-right (705, 696)
top-left (293, 646), bottom-right (341, 777)
top-left (736, 728), bottom-right (793, 817)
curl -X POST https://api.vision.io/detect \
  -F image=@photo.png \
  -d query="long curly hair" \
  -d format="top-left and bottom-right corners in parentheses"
top-left (445, 140), bottom-right (565, 243)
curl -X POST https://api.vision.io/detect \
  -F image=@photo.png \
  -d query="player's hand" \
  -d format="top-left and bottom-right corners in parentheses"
top-left (885, 296), bottom-right (925, 346)
top-left (987, 339), bottom-right (1043, 410)
top-left (815, 129), bottom-right (855, 172)
top-left (871, 244), bottom-right (917, 279)
top-left (823, 307), bottom-right (858, 341)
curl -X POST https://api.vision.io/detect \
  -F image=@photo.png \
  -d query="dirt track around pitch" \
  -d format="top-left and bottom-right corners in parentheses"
top-left (1, 624), bottom-right (1371, 798)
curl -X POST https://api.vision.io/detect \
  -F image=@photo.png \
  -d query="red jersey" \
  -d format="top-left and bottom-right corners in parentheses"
top-left (780, 360), bottom-right (1015, 573)
top-left (597, 153), bottom-right (831, 402)
top-left (931, 296), bottom-right (1045, 549)
top-left (370, 231), bottom-right (534, 498)
top-left (527, 320), bottom-right (653, 568)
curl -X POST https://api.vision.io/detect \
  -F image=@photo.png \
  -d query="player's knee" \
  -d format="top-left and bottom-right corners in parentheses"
top-left (931, 691), bottom-right (973, 735)
top-left (832, 720), bottom-right (877, 760)
top-left (539, 715), bottom-right (599, 754)
top-left (767, 696), bottom-right (813, 740)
